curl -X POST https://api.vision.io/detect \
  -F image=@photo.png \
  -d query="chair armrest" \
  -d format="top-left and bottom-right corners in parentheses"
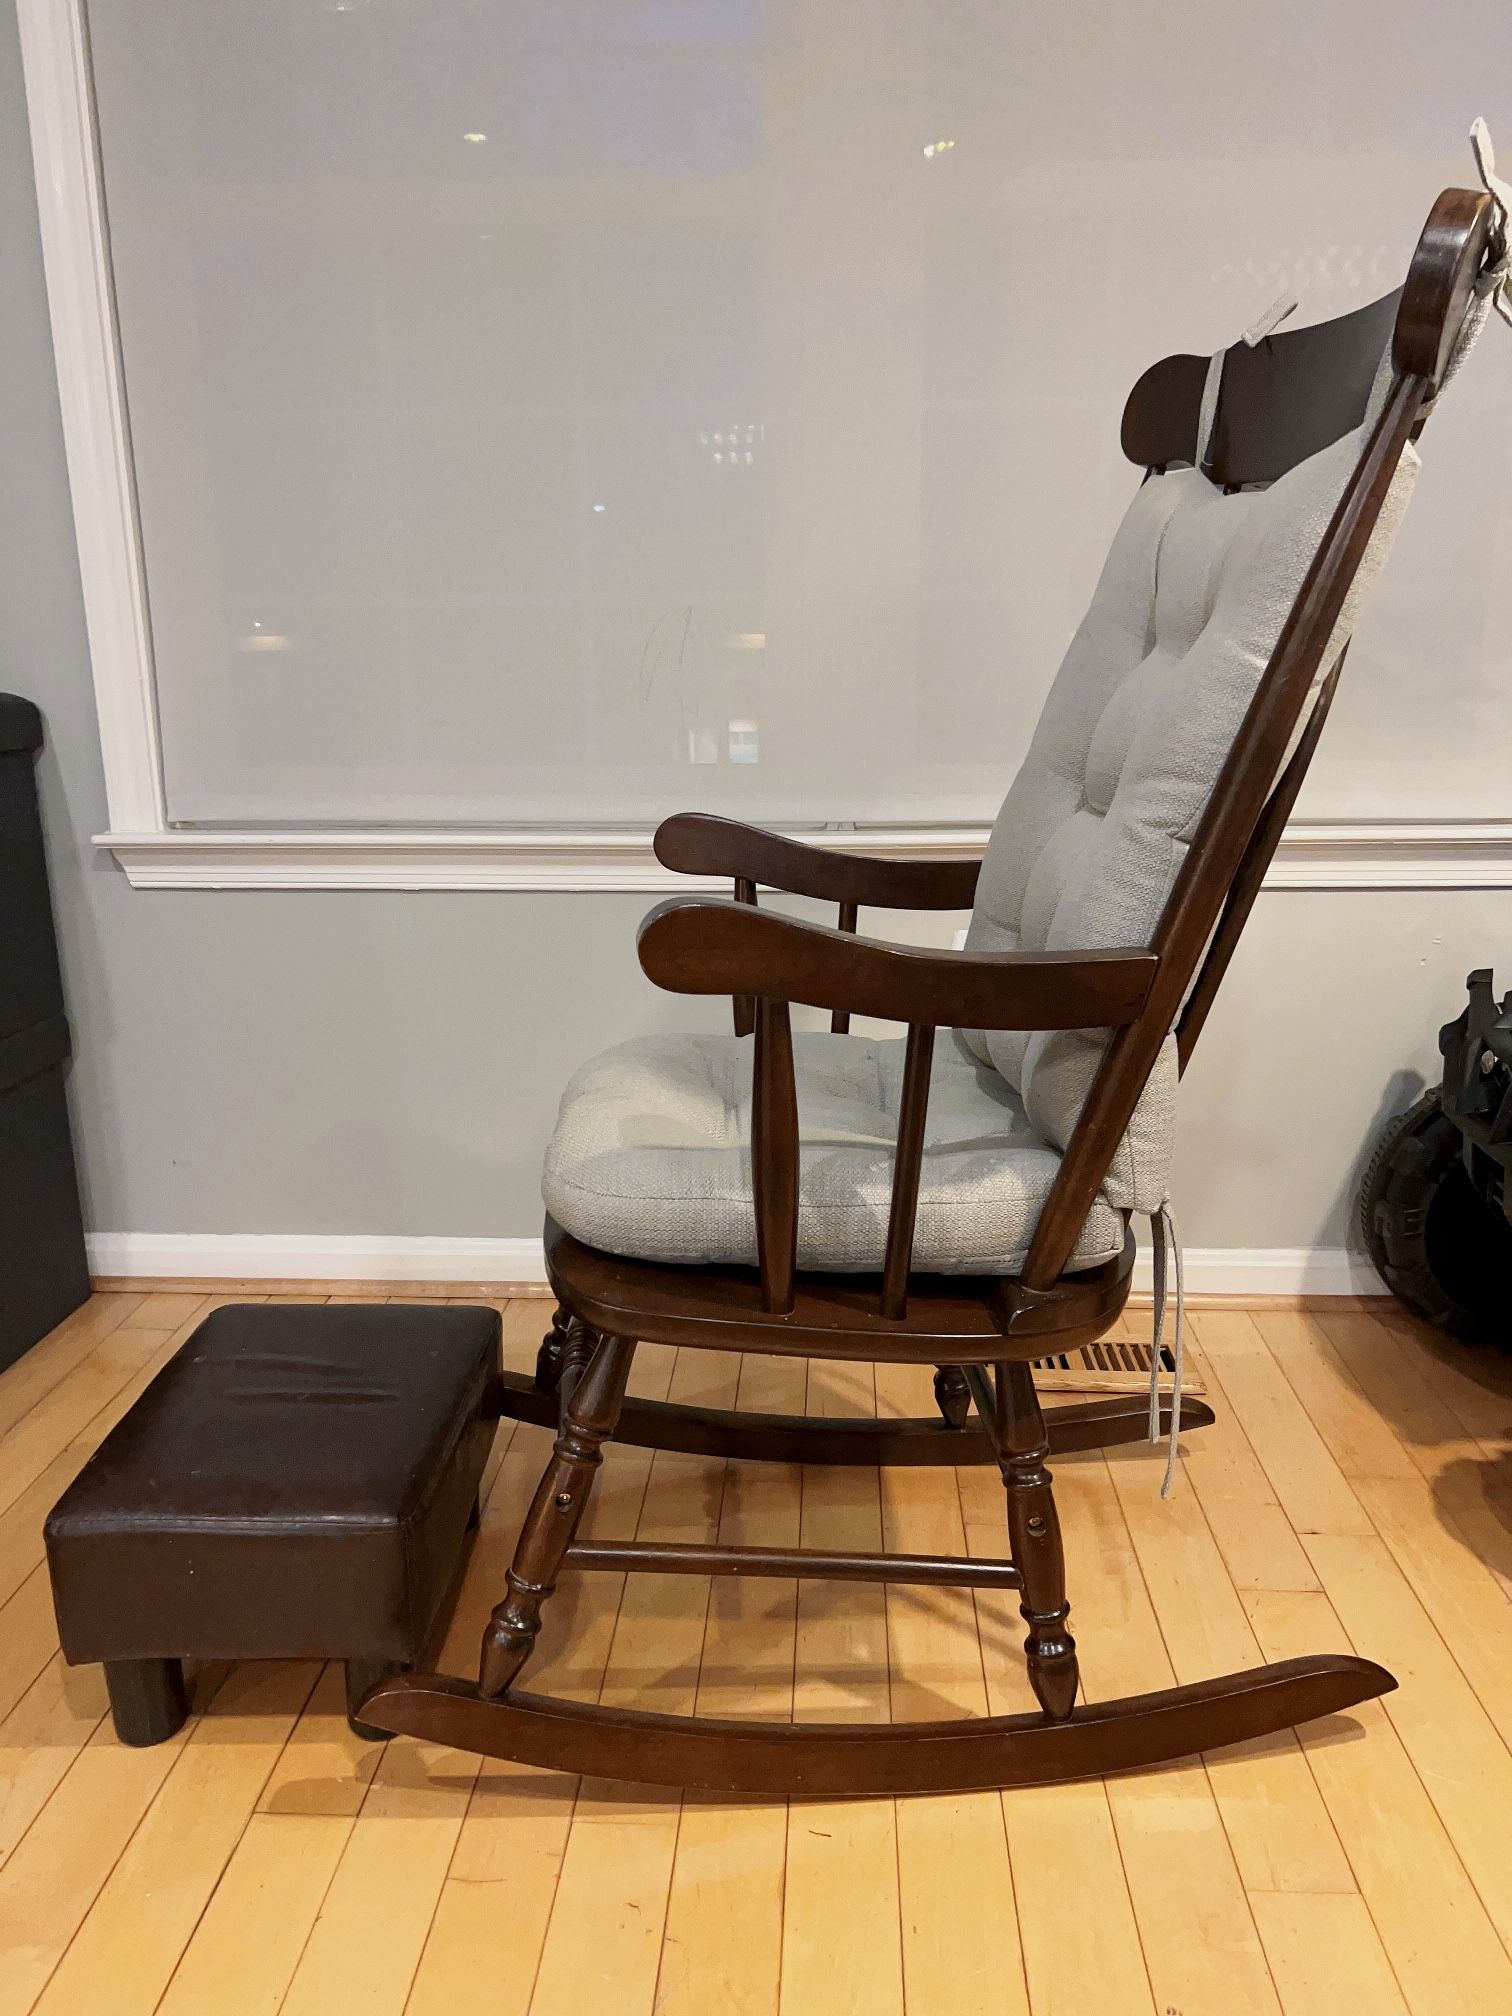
top-left (653, 814), bottom-right (981, 910)
top-left (637, 898), bottom-right (1157, 1031)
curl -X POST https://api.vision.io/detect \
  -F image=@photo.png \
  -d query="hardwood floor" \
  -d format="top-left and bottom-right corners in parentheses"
top-left (1, 1289), bottom-right (1510, 2014)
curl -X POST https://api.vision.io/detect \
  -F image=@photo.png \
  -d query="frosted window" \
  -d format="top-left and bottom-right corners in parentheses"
top-left (83, 0), bottom-right (1512, 827)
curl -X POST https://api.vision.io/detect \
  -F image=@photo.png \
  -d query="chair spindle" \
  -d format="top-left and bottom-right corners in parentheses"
top-left (880, 1022), bottom-right (935, 1319)
top-left (831, 900), bottom-right (859, 1032)
top-left (752, 995), bottom-right (799, 1313)
top-left (732, 877), bottom-right (758, 1037)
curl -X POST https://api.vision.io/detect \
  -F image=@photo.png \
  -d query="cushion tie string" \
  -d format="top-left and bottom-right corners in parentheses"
top-left (1195, 293), bottom-right (1300, 477)
top-left (1146, 1201), bottom-right (1186, 1498)
top-left (1240, 294), bottom-right (1302, 347)
top-left (1469, 117), bottom-right (1512, 330)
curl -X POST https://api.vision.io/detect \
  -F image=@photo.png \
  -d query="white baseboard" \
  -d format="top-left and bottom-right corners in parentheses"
top-left (85, 1232), bottom-right (551, 1285)
top-left (1135, 1246), bottom-right (1384, 1298)
top-left (85, 1232), bottom-right (1383, 1299)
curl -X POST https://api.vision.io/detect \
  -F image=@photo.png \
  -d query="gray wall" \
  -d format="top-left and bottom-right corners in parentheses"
top-left (2, 5), bottom-right (1505, 1257)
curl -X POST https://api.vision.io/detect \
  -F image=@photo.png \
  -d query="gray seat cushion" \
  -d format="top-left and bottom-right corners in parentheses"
top-left (543, 1030), bottom-right (1124, 1275)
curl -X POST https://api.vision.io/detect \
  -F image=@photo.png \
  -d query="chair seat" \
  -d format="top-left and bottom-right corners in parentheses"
top-left (542, 1030), bottom-right (1124, 1276)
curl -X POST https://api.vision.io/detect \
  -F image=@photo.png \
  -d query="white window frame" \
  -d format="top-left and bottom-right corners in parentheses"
top-left (19, 0), bottom-right (1512, 893)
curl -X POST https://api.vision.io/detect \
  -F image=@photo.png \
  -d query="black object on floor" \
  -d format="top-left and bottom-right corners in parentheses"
top-left (1361, 969), bottom-right (1512, 1343)
top-left (44, 1300), bottom-right (501, 1743)
top-left (0, 694), bottom-right (89, 1373)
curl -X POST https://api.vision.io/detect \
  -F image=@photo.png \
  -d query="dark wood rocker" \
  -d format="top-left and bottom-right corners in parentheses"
top-left (363, 181), bottom-right (1502, 1796)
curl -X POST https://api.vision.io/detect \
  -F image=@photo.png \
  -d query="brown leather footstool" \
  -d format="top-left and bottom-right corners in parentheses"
top-left (44, 1301), bottom-right (500, 1744)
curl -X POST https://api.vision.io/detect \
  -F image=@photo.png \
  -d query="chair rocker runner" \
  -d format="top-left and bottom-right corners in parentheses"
top-left (364, 170), bottom-right (1508, 1796)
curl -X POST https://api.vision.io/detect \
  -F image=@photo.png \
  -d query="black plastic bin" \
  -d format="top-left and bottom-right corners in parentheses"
top-left (0, 695), bottom-right (89, 1370)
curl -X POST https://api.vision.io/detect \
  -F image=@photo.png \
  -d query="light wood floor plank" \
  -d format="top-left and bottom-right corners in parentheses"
top-left (1053, 1457), bottom-right (1281, 2016)
top-left (0, 1569), bottom-right (60, 1729)
top-left (1301, 1529), bottom-right (1512, 1961)
top-left (0, 1455), bottom-right (95, 1615)
top-left (154, 1811), bottom-right (352, 2016)
top-left (29, 1661), bottom-right (317, 2016)
top-left (274, 1476), bottom-right (523, 2016)
top-left (1191, 1313), bottom-right (1375, 1537)
top-left (1376, 1311), bottom-right (1512, 1449)
top-left (114, 1292), bottom-right (209, 1330)
top-left (1312, 1312), bottom-right (1512, 1602)
top-left (970, 1463), bottom-right (1154, 2016)
top-left (0, 1658), bottom-right (108, 1869)
top-left (779, 1359), bottom-right (904, 2016)
top-left (1000, 1778), bottom-right (1157, 2016)
top-left (1312, 1312), bottom-right (1487, 1470)
top-left (1116, 1312), bottom-right (1319, 1595)
top-left (0, 1328), bottom-right (181, 1522)
top-left (1248, 1587), bottom-right (1512, 2015)
top-left (402, 1762), bottom-right (576, 2016)
top-left (526, 1344), bottom-right (737, 2016)
top-left (652, 1351), bottom-right (802, 2016)
top-left (254, 1660), bottom-right (385, 1821)
top-left (875, 1361), bottom-right (1031, 2016)
top-left (0, 1700), bottom-right (199, 2016)
top-left (1106, 1442), bottom-right (1356, 1895)
top-left (1180, 1345), bottom-right (1321, 1594)
top-left (0, 1296), bottom-right (141, 1443)
top-left (1252, 1313), bottom-right (1421, 1483)
top-left (0, 1655), bottom-right (224, 2011)
top-left (1350, 1470), bottom-right (1512, 1746)
top-left (1250, 1893), bottom-right (1411, 2016)
top-left (404, 1321), bottom-right (678, 2016)
top-left (276, 1731), bottom-right (481, 2016)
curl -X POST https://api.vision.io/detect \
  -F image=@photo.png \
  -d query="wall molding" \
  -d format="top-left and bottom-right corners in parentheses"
top-left (92, 817), bottom-right (1512, 892)
top-left (94, 823), bottom-right (992, 893)
top-left (85, 1231), bottom-right (1386, 1299)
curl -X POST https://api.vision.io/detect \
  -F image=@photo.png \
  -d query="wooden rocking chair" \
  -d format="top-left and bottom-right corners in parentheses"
top-left (363, 180), bottom-right (1503, 1795)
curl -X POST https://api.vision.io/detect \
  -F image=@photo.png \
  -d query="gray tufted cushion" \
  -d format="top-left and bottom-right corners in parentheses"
top-left (544, 417), bottom-right (1417, 1272)
top-left (961, 425), bottom-right (1418, 1213)
top-left (543, 1030), bottom-right (1125, 1273)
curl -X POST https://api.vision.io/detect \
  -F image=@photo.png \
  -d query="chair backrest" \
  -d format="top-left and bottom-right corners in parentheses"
top-left (957, 185), bottom-right (1496, 1290)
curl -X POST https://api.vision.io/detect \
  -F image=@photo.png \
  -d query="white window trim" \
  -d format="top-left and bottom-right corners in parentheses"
top-left (20, 0), bottom-right (1512, 894)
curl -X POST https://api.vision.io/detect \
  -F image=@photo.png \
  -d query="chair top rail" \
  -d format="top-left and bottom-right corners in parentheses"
top-left (1122, 286), bottom-right (1403, 487)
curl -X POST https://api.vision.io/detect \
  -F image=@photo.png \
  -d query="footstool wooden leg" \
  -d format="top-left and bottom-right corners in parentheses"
top-left (105, 1657), bottom-right (188, 1746)
top-left (346, 1657), bottom-right (406, 1741)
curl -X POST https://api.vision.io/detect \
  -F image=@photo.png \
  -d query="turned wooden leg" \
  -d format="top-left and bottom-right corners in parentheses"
top-left (933, 1365), bottom-right (972, 1429)
top-left (554, 1319), bottom-right (597, 1411)
top-left (345, 1656), bottom-right (405, 1741)
top-left (480, 1331), bottom-right (637, 1697)
top-left (979, 1362), bottom-right (1079, 1721)
top-left (534, 1306), bottom-right (570, 1392)
top-left (105, 1657), bottom-right (189, 1746)
top-left (535, 1310), bottom-right (595, 1408)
